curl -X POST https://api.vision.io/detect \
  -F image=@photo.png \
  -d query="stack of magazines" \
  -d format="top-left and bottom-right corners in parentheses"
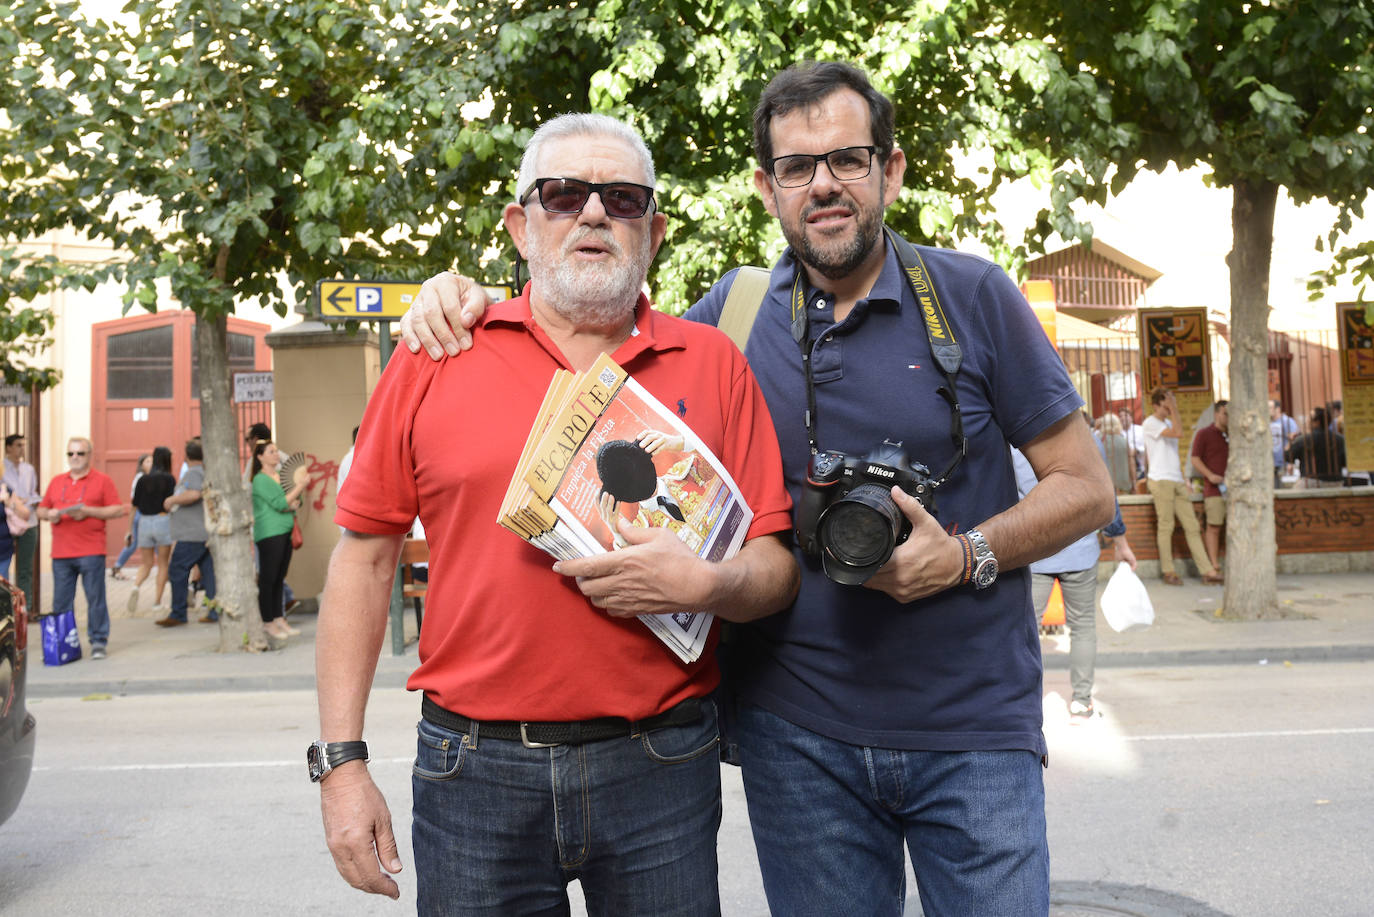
top-left (499, 353), bottom-right (754, 663)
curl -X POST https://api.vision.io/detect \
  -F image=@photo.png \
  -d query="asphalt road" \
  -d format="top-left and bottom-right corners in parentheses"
top-left (1, 661), bottom-right (1370, 916)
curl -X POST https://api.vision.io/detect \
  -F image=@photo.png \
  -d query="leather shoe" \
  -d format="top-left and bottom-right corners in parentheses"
top-left (1202, 572), bottom-right (1225, 585)
top-left (155, 616), bottom-right (187, 627)
top-left (1161, 573), bottom-right (1184, 586)
top-left (198, 614), bottom-right (219, 624)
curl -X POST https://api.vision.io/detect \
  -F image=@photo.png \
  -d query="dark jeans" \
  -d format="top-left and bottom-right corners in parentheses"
top-left (736, 703), bottom-right (1049, 917)
top-left (114, 510), bottom-right (141, 570)
top-left (255, 533), bottom-right (291, 623)
top-left (12, 525), bottom-right (37, 612)
top-left (411, 700), bottom-right (722, 916)
top-left (52, 554), bottom-right (110, 648)
top-left (168, 541), bottom-right (216, 622)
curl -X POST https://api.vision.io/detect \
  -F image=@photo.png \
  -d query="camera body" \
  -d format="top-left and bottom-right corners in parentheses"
top-left (794, 440), bottom-right (935, 585)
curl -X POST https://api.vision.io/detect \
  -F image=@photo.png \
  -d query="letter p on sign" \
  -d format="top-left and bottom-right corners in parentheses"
top-left (358, 287), bottom-right (382, 312)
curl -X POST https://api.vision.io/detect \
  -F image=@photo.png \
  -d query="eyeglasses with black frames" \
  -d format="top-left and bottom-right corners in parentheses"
top-left (767, 145), bottom-right (879, 189)
top-left (66, 451), bottom-right (87, 457)
top-left (519, 178), bottom-right (656, 219)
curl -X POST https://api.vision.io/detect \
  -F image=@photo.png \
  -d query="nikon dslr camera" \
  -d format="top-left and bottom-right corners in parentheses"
top-left (794, 440), bottom-right (935, 585)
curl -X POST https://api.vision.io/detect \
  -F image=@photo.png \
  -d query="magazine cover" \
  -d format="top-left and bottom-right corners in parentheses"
top-left (505, 354), bottom-right (754, 662)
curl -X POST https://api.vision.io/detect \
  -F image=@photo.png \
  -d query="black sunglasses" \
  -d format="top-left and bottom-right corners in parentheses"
top-left (519, 178), bottom-right (656, 219)
top-left (67, 450), bottom-right (88, 456)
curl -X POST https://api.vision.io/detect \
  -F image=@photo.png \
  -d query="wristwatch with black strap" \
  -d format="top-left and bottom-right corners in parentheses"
top-left (960, 528), bottom-right (999, 590)
top-left (307, 740), bottom-right (369, 783)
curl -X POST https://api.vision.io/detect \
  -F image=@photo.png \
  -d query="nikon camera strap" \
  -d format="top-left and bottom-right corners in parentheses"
top-left (790, 227), bottom-right (968, 489)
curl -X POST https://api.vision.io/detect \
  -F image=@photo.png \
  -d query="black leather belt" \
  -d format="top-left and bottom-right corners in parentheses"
top-left (421, 695), bottom-right (704, 748)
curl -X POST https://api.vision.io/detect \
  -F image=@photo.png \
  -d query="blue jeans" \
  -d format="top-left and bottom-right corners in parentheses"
top-left (51, 554), bottom-right (110, 648)
top-left (114, 511), bottom-right (141, 569)
top-left (168, 541), bottom-right (216, 622)
top-left (411, 698), bottom-right (722, 916)
top-left (735, 703), bottom-right (1049, 917)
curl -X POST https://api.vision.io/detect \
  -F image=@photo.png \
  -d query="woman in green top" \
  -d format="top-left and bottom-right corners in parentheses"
top-left (251, 440), bottom-right (306, 640)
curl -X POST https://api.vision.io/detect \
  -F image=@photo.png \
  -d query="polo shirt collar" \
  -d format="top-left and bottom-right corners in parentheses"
top-left (781, 231), bottom-right (907, 313)
top-left (482, 284), bottom-right (687, 364)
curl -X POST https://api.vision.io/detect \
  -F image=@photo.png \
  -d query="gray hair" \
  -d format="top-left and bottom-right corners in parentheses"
top-left (515, 113), bottom-right (656, 203)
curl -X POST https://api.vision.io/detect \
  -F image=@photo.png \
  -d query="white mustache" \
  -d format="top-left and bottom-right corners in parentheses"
top-left (563, 227), bottom-right (622, 258)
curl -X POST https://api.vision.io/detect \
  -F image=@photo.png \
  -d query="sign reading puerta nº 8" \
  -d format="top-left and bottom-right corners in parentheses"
top-left (1138, 307), bottom-right (1215, 469)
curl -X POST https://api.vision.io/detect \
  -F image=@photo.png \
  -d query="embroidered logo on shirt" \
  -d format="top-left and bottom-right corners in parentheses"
top-left (676, 399), bottom-right (687, 417)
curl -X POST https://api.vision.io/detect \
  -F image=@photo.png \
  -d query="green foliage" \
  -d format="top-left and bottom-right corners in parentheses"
top-left (0, 0), bottom-right (1059, 357)
top-left (991, 0), bottom-right (1374, 286)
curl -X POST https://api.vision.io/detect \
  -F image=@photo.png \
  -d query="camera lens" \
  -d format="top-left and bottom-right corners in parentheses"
top-left (817, 483), bottom-right (903, 581)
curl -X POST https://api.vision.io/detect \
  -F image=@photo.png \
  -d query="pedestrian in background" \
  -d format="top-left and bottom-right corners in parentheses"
top-left (1143, 387), bottom-right (1221, 586)
top-left (127, 446), bottom-right (176, 615)
top-left (111, 452), bottom-right (150, 578)
top-left (158, 437), bottom-right (217, 627)
top-left (3, 433), bottom-right (41, 610)
top-left (36, 436), bottom-right (127, 659)
top-left (1098, 412), bottom-right (1135, 494)
top-left (1269, 399), bottom-right (1299, 487)
top-left (0, 480), bottom-right (32, 575)
top-left (1190, 400), bottom-right (1229, 572)
top-left (251, 439), bottom-right (304, 640)
top-left (1013, 442), bottom-right (1136, 722)
top-left (1286, 406), bottom-right (1347, 487)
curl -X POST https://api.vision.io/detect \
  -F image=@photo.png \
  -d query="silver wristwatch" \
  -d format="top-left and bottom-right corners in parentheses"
top-left (965, 529), bottom-right (999, 590)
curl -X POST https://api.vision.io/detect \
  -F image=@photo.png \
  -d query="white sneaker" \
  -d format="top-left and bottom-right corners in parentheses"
top-left (1068, 700), bottom-right (1095, 722)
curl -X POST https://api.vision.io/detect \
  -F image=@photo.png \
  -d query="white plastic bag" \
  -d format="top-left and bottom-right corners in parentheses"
top-left (1100, 562), bottom-right (1154, 632)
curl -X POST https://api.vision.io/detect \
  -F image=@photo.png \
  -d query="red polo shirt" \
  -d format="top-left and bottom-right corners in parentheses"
top-left (40, 469), bottom-right (121, 558)
top-left (336, 288), bottom-right (792, 722)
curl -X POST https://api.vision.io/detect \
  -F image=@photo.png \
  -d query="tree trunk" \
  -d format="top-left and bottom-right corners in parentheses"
top-left (1223, 179), bottom-right (1281, 619)
top-left (195, 312), bottom-right (272, 652)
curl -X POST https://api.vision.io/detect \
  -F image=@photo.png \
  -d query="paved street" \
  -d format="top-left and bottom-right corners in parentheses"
top-left (3, 660), bottom-right (1371, 916)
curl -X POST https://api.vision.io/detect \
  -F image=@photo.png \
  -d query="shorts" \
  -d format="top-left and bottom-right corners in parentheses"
top-left (1203, 495), bottom-right (1227, 526)
top-left (137, 513), bottom-right (172, 548)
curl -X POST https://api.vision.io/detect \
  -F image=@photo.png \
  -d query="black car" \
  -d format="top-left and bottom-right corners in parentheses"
top-left (0, 576), bottom-right (36, 826)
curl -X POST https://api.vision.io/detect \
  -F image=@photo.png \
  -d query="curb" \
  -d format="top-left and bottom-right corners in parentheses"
top-left (1043, 643), bottom-right (1374, 669)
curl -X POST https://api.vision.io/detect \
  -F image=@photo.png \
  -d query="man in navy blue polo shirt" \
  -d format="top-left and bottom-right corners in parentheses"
top-left (402, 62), bottom-right (1114, 917)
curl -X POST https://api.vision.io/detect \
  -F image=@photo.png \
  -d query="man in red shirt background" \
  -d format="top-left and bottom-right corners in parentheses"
top-left (37, 436), bottom-right (127, 659)
top-left (1190, 400), bottom-right (1229, 574)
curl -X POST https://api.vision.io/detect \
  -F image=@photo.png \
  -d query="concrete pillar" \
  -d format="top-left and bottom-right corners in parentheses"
top-left (264, 319), bottom-right (382, 600)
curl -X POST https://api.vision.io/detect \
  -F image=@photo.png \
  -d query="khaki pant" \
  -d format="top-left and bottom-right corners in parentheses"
top-left (1147, 479), bottom-right (1216, 577)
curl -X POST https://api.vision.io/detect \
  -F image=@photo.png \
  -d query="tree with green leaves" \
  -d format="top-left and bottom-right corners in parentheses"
top-left (1, 0), bottom-right (486, 650)
top-left (992, 0), bottom-right (1374, 618)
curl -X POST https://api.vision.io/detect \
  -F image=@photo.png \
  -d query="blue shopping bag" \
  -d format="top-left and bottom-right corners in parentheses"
top-left (41, 609), bottom-right (83, 666)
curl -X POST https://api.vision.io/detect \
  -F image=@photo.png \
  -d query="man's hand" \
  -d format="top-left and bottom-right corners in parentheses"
top-left (65, 506), bottom-right (88, 521)
top-left (553, 521), bottom-right (709, 618)
top-left (636, 430), bottom-right (685, 455)
top-left (320, 763), bottom-right (403, 900)
top-left (399, 272), bottom-right (493, 359)
top-left (863, 487), bottom-right (965, 603)
top-left (1112, 535), bottom-right (1138, 571)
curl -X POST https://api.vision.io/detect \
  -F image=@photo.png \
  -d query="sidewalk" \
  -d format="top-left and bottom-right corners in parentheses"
top-left (23, 567), bottom-right (1374, 698)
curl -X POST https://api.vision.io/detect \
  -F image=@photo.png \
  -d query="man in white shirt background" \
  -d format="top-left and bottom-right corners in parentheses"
top-left (1142, 387), bottom-right (1221, 586)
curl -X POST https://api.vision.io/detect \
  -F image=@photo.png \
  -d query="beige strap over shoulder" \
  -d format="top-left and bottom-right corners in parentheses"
top-left (716, 266), bottom-right (771, 352)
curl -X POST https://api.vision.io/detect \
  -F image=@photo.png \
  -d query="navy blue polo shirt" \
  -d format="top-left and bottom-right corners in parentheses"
top-left (685, 239), bottom-right (1081, 754)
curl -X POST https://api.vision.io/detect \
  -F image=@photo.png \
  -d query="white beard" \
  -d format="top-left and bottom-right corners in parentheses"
top-left (525, 225), bottom-right (650, 328)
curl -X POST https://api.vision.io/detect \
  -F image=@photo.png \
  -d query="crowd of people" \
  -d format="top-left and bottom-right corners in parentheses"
top-left (3, 420), bottom-right (307, 658)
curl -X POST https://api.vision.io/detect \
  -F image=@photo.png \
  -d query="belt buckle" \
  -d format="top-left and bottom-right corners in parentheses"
top-left (519, 723), bottom-right (561, 749)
